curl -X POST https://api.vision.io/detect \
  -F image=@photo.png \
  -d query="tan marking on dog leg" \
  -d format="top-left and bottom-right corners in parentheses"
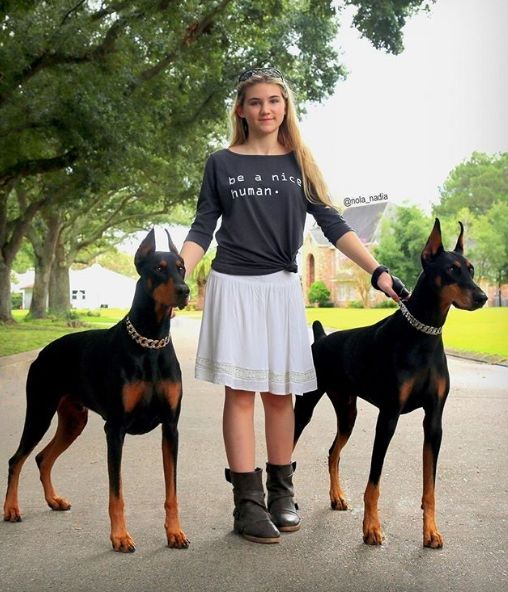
top-left (36, 397), bottom-right (88, 511)
top-left (363, 481), bottom-right (384, 545)
top-left (162, 436), bottom-right (189, 548)
top-left (109, 482), bottom-right (135, 553)
top-left (329, 434), bottom-right (349, 510)
top-left (422, 442), bottom-right (444, 548)
top-left (3, 456), bottom-right (28, 522)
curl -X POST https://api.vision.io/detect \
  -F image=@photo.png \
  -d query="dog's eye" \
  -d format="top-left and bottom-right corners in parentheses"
top-left (469, 265), bottom-right (474, 278)
top-left (178, 265), bottom-right (185, 276)
top-left (154, 265), bottom-right (164, 273)
top-left (448, 266), bottom-right (459, 274)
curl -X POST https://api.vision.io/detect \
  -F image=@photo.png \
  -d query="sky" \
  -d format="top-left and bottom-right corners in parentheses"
top-left (125, 0), bottom-right (508, 252)
top-left (300, 0), bottom-right (508, 214)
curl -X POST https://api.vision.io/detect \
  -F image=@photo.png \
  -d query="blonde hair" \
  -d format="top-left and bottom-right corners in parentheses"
top-left (229, 73), bottom-right (333, 208)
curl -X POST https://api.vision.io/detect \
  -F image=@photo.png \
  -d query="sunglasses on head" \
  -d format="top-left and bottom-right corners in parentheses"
top-left (237, 67), bottom-right (284, 83)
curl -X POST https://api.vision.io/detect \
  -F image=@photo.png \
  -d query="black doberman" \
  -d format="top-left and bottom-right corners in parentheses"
top-left (3, 229), bottom-right (190, 552)
top-left (294, 219), bottom-right (487, 548)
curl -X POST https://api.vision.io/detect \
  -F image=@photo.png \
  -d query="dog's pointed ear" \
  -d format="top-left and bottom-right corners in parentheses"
top-left (453, 221), bottom-right (464, 254)
top-left (134, 228), bottom-right (156, 272)
top-left (165, 229), bottom-right (179, 255)
top-left (421, 218), bottom-right (444, 264)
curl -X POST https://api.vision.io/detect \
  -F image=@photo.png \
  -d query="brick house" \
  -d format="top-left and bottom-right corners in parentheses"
top-left (302, 202), bottom-right (390, 306)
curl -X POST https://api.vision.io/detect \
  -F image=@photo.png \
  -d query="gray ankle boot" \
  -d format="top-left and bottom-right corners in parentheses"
top-left (266, 462), bottom-right (301, 532)
top-left (225, 467), bottom-right (280, 544)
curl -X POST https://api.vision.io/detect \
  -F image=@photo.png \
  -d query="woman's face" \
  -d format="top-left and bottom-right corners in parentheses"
top-left (236, 83), bottom-right (286, 138)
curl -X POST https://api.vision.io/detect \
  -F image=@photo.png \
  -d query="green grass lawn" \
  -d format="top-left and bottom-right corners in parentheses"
top-left (306, 306), bottom-right (508, 363)
top-left (1, 306), bottom-right (507, 362)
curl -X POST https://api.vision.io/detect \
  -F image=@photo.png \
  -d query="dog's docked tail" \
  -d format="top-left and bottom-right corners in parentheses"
top-left (312, 321), bottom-right (326, 342)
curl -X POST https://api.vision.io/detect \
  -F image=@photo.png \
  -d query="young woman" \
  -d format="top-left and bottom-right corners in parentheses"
top-left (180, 67), bottom-right (400, 544)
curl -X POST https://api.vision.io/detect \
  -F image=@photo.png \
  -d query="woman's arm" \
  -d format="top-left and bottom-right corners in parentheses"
top-left (180, 240), bottom-right (205, 278)
top-left (336, 231), bottom-right (400, 301)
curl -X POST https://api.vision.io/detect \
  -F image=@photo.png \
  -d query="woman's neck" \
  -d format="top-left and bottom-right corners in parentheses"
top-left (230, 136), bottom-right (289, 156)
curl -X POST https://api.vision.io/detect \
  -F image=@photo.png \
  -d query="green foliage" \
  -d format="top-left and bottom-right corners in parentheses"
top-left (308, 280), bottom-right (331, 306)
top-left (432, 151), bottom-right (508, 290)
top-left (374, 205), bottom-right (431, 290)
top-left (347, 299), bottom-right (364, 308)
top-left (95, 249), bottom-right (137, 279)
top-left (373, 299), bottom-right (397, 308)
top-left (347, 0), bottom-right (434, 54)
top-left (434, 152), bottom-right (508, 218)
top-left (11, 292), bottom-right (22, 309)
top-left (472, 201), bottom-right (508, 288)
top-left (0, 1), bottom-right (433, 320)
top-left (12, 239), bottom-right (34, 273)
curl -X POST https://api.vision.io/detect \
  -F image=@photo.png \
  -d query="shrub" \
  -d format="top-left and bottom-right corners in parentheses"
top-left (308, 281), bottom-right (331, 307)
top-left (348, 300), bottom-right (364, 308)
top-left (373, 299), bottom-right (397, 309)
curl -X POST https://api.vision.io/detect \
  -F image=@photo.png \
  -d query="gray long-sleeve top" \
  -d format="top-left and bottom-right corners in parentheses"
top-left (185, 149), bottom-right (353, 275)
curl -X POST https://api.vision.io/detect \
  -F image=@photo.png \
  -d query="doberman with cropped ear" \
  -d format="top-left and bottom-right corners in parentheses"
top-left (3, 229), bottom-right (190, 552)
top-left (294, 219), bottom-right (487, 548)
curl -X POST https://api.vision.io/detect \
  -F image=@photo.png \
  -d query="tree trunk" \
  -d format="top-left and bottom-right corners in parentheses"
top-left (48, 242), bottom-right (70, 315)
top-left (0, 260), bottom-right (14, 323)
top-left (29, 258), bottom-right (52, 318)
top-left (28, 213), bottom-right (60, 318)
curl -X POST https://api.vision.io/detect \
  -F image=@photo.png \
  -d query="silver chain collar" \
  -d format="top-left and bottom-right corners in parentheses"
top-left (397, 301), bottom-right (443, 336)
top-left (125, 316), bottom-right (171, 349)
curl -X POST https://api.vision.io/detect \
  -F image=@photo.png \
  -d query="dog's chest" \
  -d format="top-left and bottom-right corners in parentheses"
top-left (117, 377), bottom-right (181, 435)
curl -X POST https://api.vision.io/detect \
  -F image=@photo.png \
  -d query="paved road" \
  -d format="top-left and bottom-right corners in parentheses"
top-left (0, 317), bottom-right (507, 592)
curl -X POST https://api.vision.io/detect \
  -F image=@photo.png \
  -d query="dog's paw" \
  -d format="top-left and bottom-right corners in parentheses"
top-left (47, 496), bottom-right (71, 511)
top-left (330, 497), bottom-right (348, 511)
top-left (329, 486), bottom-right (348, 510)
top-left (424, 529), bottom-right (444, 549)
top-left (167, 529), bottom-right (190, 549)
top-left (3, 506), bottom-right (22, 522)
top-left (363, 518), bottom-right (385, 545)
top-left (111, 531), bottom-right (136, 553)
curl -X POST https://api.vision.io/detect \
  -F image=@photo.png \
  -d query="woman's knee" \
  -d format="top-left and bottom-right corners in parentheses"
top-left (261, 392), bottom-right (293, 412)
top-left (225, 387), bottom-right (255, 413)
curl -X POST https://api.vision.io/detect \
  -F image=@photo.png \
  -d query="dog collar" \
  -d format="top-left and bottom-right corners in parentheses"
top-left (397, 301), bottom-right (442, 336)
top-left (125, 317), bottom-right (171, 349)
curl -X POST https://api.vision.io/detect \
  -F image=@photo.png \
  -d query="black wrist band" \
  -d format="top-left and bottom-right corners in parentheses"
top-left (371, 265), bottom-right (390, 290)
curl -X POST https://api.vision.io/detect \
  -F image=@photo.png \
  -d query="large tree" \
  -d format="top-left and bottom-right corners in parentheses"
top-left (0, 0), bottom-right (433, 320)
top-left (472, 202), bottom-right (508, 306)
top-left (433, 152), bottom-right (508, 218)
top-left (374, 205), bottom-right (431, 290)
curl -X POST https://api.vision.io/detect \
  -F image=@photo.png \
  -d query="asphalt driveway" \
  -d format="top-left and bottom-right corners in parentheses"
top-left (0, 317), bottom-right (506, 592)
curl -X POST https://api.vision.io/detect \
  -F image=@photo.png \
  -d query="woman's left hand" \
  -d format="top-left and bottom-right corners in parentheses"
top-left (377, 272), bottom-right (410, 302)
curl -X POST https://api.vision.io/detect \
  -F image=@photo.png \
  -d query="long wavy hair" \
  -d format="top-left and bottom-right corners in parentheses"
top-left (229, 72), bottom-right (333, 207)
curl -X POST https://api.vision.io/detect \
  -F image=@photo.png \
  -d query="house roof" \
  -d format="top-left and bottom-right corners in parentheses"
top-left (309, 202), bottom-right (388, 246)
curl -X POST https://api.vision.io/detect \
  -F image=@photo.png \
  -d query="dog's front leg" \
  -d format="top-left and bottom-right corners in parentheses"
top-left (422, 405), bottom-right (444, 548)
top-left (104, 422), bottom-right (135, 552)
top-left (161, 422), bottom-right (189, 548)
top-left (363, 411), bottom-right (400, 545)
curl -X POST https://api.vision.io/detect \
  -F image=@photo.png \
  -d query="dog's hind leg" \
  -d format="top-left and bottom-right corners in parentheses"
top-left (293, 388), bottom-right (325, 447)
top-left (35, 395), bottom-right (88, 511)
top-left (327, 389), bottom-right (357, 511)
top-left (3, 389), bottom-right (61, 522)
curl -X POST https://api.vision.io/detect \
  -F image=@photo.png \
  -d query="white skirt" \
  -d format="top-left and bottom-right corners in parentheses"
top-left (195, 270), bottom-right (317, 395)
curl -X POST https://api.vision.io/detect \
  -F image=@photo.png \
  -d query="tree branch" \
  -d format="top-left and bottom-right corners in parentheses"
top-left (0, 149), bottom-right (79, 188)
top-left (127, 0), bottom-right (233, 92)
top-left (60, 0), bottom-right (87, 26)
